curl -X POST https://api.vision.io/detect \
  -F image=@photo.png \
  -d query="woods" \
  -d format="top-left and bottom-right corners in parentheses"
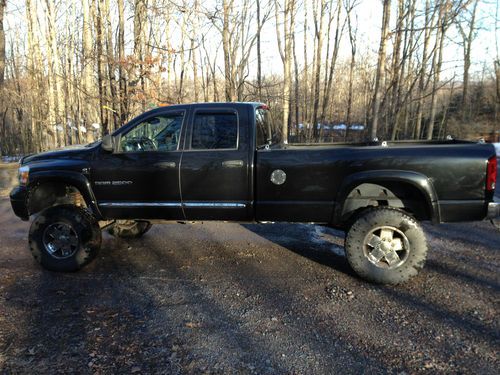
top-left (0, 0), bottom-right (498, 155)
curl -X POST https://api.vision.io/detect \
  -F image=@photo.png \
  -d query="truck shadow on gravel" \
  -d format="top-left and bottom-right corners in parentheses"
top-left (242, 223), bottom-right (355, 277)
top-left (141, 233), bottom-right (387, 373)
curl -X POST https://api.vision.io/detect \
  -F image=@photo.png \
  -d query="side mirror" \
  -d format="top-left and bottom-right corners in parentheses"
top-left (101, 134), bottom-right (114, 152)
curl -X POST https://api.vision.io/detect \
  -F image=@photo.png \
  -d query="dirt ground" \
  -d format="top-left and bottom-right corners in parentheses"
top-left (0, 164), bottom-right (17, 197)
top-left (0, 163), bottom-right (499, 373)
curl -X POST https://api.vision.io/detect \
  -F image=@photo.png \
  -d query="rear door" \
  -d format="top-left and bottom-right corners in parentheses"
top-left (179, 106), bottom-right (251, 220)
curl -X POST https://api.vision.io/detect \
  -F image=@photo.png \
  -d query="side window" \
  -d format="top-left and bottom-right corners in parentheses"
top-left (255, 106), bottom-right (280, 148)
top-left (256, 108), bottom-right (269, 148)
top-left (191, 112), bottom-right (238, 150)
top-left (120, 112), bottom-right (184, 152)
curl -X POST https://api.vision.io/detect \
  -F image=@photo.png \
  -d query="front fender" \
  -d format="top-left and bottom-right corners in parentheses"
top-left (333, 170), bottom-right (440, 224)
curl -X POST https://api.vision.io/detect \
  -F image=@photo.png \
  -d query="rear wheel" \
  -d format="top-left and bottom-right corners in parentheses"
top-left (345, 207), bottom-right (427, 284)
top-left (29, 205), bottom-right (102, 272)
top-left (107, 220), bottom-right (152, 239)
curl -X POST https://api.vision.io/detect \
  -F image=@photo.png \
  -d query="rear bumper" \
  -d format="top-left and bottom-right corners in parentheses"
top-left (9, 185), bottom-right (29, 221)
top-left (487, 198), bottom-right (500, 219)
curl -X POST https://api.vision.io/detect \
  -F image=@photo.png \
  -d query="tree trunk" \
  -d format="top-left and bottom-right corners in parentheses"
top-left (414, 0), bottom-right (433, 140)
top-left (134, 0), bottom-right (148, 111)
top-left (311, 0), bottom-right (326, 141)
top-left (346, 0), bottom-right (357, 138)
top-left (275, 0), bottom-right (295, 144)
top-left (117, 0), bottom-right (128, 124)
top-left (104, 0), bottom-right (118, 132)
top-left (460, 0), bottom-right (478, 121)
top-left (427, 2), bottom-right (448, 140)
top-left (371, 0), bottom-right (391, 140)
top-left (389, 0), bottom-right (404, 140)
top-left (320, 0), bottom-right (342, 126)
top-left (256, 0), bottom-right (262, 101)
top-left (0, 0), bottom-right (5, 86)
top-left (94, 0), bottom-right (108, 136)
top-left (222, 0), bottom-right (235, 101)
top-left (82, 0), bottom-right (94, 143)
top-left (44, 0), bottom-right (64, 147)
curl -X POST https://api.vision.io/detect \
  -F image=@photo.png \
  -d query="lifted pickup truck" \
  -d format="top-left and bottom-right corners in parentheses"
top-left (9, 102), bottom-right (499, 284)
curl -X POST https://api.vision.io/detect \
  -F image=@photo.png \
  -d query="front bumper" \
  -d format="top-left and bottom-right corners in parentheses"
top-left (9, 185), bottom-right (29, 221)
top-left (487, 198), bottom-right (500, 219)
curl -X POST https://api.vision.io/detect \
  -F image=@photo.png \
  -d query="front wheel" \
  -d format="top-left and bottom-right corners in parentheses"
top-left (345, 208), bottom-right (428, 284)
top-left (29, 205), bottom-right (102, 272)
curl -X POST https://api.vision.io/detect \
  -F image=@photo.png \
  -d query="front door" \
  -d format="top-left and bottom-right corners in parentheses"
top-left (180, 107), bottom-right (251, 221)
top-left (92, 110), bottom-right (186, 220)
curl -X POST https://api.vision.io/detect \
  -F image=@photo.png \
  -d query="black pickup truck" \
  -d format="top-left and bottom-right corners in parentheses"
top-left (9, 102), bottom-right (499, 284)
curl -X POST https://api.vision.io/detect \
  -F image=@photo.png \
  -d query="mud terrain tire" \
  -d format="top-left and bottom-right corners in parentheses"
top-left (345, 207), bottom-right (427, 284)
top-left (29, 205), bottom-right (102, 272)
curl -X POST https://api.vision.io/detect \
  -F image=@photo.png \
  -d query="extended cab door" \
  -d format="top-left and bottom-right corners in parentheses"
top-left (91, 109), bottom-right (187, 220)
top-left (179, 106), bottom-right (252, 221)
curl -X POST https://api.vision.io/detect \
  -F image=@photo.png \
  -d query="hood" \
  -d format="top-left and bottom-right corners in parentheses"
top-left (21, 143), bottom-right (98, 165)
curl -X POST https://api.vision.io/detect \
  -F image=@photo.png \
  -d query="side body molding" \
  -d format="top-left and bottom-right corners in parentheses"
top-left (28, 170), bottom-right (103, 219)
top-left (333, 170), bottom-right (440, 224)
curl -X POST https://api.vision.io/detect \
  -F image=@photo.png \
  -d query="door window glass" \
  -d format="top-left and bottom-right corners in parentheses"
top-left (121, 112), bottom-right (184, 152)
top-left (191, 112), bottom-right (238, 150)
top-left (256, 107), bottom-right (270, 148)
top-left (256, 106), bottom-right (280, 148)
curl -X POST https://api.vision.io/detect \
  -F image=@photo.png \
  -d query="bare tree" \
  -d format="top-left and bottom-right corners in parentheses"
top-left (320, 0), bottom-right (343, 128)
top-left (275, 0), bottom-right (296, 143)
top-left (457, 0), bottom-right (479, 120)
top-left (0, 0), bottom-right (5, 86)
top-left (370, 0), bottom-right (391, 140)
top-left (44, 0), bottom-right (64, 147)
top-left (222, 0), bottom-right (235, 101)
top-left (310, 0), bottom-right (327, 141)
top-left (345, 0), bottom-right (358, 134)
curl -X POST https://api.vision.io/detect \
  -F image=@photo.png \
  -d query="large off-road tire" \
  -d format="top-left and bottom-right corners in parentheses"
top-left (107, 220), bottom-right (152, 239)
top-left (29, 205), bottom-right (102, 272)
top-left (345, 207), bottom-right (427, 284)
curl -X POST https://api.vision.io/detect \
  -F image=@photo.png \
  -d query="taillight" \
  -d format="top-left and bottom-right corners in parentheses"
top-left (486, 156), bottom-right (497, 191)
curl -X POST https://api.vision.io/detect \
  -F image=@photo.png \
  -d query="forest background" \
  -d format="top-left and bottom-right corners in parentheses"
top-left (0, 0), bottom-right (498, 154)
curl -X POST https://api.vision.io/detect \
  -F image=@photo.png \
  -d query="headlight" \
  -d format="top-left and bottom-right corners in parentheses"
top-left (18, 165), bottom-right (29, 185)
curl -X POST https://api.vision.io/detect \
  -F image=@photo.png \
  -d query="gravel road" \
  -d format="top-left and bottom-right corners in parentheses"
top-left (0, 162), bottom-right (499, 373)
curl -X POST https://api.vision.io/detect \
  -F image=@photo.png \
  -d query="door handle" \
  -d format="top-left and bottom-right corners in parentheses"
top-left (154, 161), bottom-right (176, 169)
top-left (221, 160), bottom-right (244, 168)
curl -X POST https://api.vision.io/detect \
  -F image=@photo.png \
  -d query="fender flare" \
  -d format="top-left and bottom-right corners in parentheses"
top-left (28, 171), bottom-right (103, 219)
top-left (333, 170), bottom-right (440, 224)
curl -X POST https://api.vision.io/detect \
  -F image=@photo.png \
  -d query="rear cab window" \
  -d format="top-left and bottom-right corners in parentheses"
top-left (255, 105), bottom-right (280, 149)
top-left (191, 111), bottom-right (238, 150)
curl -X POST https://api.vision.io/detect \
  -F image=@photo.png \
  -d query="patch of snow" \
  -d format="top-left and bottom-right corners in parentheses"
top-left (311, 225), bottom-right (345, 257)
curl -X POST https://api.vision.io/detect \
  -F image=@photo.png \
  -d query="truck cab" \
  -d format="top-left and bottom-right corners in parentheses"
top-left (92, 103), bottom-right (258, 222)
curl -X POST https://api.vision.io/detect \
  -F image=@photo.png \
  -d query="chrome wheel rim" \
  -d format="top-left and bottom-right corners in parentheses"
top-left (42, 222), bottom-right (79, 259)
top-left (363, 226), bottom-right (410, 269)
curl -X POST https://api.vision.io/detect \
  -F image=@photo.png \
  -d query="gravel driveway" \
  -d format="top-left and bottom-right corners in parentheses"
top-left (0, 193), bottom-right (499, 373)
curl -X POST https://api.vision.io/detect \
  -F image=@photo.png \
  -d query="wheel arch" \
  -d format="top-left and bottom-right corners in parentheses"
top-left (333, 170), bottom-right (440, 225)
top-left (27, 171), bottom-right (102, 219)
